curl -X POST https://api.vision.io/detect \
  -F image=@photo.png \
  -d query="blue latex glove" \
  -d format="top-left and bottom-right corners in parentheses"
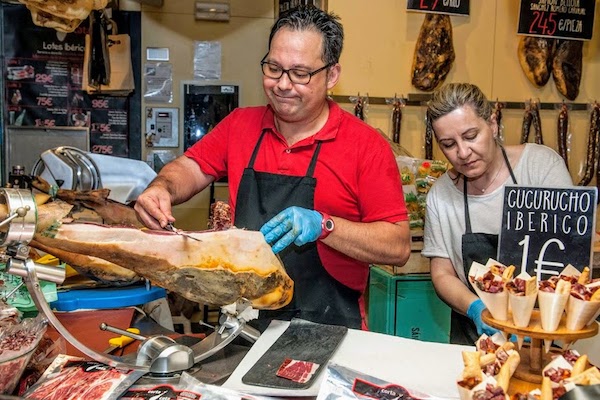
top-left (466, 299), bottom-right (500, 337)
top-left (260, 206), bottom-right (322, 254)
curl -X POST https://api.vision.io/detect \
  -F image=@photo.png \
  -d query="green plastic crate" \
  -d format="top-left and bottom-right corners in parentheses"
top-left (368, 266), bottom-right (451, 343)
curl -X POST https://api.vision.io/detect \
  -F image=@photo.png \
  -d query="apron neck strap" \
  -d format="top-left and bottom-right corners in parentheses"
top-left (306, 141), bottom-right (323, 177)
top-left (463, 146), bottom-right (517, 233)
top-left (247, 129), bottom-right (269, 169)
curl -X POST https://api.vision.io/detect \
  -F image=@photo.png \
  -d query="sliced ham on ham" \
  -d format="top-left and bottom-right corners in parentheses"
top-left (31, 223), bottom-right (294, 310)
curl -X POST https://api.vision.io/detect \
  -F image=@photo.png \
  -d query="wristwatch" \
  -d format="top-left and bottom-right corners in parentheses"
top-left (319, 212), bottom-right (335, 240)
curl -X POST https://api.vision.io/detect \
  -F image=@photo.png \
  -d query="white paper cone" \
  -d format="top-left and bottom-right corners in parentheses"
top-left (457, 383), bottom-right (472, 400)
top-left (473, 286), bottom-right (509, 321)
top-left (508, 292), bottom-right (537, 327)
top-left (544, 339), bottom-right (552, 353)
top-left (456, 372), bottom-right (486, 400)
top-left (468, 262), bottom-right (487, 291)
top-left (565, 296), bottom-right (600, 331)
top-left (516, 335), bottom-right (524, 350)
top-left (542, 355), bottom-right (572, 377)
top-left (538, 291), bottom-right (569, 331)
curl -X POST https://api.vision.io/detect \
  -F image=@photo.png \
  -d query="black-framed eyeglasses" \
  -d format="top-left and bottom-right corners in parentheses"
top-left (260, 56), bottom-right (332, 85)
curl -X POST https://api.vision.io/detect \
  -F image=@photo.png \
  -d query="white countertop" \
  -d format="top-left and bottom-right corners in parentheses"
top-left (223, 320), bottom-right (473, 399)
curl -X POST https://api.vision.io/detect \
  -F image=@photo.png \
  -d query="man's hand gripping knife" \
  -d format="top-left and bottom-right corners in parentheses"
top-left (467, 298), bottom-right (499, 337)
top-left (260, 206), bottom-right (323, 254)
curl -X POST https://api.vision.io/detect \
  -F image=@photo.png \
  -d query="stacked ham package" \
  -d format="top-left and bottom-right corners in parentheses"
top-left (0, 303), bottom-right (46, 395)
top-left (24, 355), bottom-right (145, 400)
top-left (317, 362), bottom-right (447, 400)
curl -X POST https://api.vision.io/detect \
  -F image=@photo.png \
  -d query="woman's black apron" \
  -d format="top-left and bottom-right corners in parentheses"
top-left (451, 147), bottom-right (517, 345)
top-left (234, 129), bottom-right (362, 332)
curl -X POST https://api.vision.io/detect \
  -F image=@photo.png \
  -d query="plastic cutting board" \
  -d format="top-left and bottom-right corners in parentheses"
top-left (241, 318), bottom-right (347, 389)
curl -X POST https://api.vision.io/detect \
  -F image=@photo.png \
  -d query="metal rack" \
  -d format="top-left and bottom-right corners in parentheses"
top-left (329, 94), bottom-right (592, 111)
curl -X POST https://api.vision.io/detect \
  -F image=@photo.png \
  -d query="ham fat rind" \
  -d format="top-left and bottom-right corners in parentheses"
top-left (31, 223), bottom-right (294, 310)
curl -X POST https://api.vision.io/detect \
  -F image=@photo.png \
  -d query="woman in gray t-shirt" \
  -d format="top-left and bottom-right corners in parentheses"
top-left (421, 83), bottom-right (573, 345)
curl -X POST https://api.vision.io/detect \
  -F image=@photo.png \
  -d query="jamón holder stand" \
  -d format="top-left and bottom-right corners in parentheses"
top-left (0, 188), bottom-right (256, 376)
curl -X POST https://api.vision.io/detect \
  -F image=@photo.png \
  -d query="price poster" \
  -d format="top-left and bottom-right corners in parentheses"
top-left (407, 0), bottom-right (470, 16)
top-left (2, 6), bottom-right (138, 157)
top-left (498, 185), bottom-right (597, 281)
top-left (518, 0), bottom-right (596, 40)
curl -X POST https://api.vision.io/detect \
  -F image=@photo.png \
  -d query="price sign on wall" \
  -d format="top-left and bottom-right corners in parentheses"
top-left (498, 185), bottom-right (597, 281)
top-left (407, 0), bottom-right (470, 16)
top-left (518, 0), bottom-right (596, 40)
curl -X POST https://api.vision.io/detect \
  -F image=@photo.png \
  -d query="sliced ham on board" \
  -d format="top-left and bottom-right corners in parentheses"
top-left (276, 358), bottom-right (320, 384)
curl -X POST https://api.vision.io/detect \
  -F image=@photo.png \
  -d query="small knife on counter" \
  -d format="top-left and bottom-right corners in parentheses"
top-left (103, 327), bottom-right (141, 354)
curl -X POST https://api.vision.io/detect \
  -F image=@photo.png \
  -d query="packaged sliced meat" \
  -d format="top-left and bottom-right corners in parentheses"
top-left (122, 372), bottom-right (270, 400)
top-left (0, 314), bottom-right (47, 395)
top-left (24, 354), bottom-right (145, 400)
top-left (317, 362), bottom-right (446, 400)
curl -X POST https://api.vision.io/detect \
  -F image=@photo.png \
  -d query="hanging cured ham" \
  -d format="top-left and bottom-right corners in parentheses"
top-left (18, 0), bottom-right (108, 33)
top-left (552, 40), bottom-right (583, 101)
top-left (517, 36), bottom-right (555, 88)
top-left (411, 14), bottom-right (455, 92)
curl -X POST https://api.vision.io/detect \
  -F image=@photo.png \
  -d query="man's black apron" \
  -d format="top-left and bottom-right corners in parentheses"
top-left (451, 147), bottom-right (517, 345)
top-left (234, 129), bottom-right (362, 332)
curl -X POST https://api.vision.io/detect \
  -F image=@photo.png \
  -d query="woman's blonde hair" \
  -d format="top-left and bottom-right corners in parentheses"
top-left (426, 83), bottom-right (493, 130)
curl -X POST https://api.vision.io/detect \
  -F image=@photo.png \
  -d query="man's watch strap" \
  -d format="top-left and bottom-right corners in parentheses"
top-left (319, 212), bottom-right (335, 240)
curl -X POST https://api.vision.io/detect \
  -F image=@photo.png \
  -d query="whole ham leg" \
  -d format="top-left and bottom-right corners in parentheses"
top-left (31, 223), bottom-right (294, 310)
top-left (411, 14), bottom-right (455, 92)
top-left (553, 40), bottom-right (583, 101)
top-left (518, 36), bottom-right (555, 88)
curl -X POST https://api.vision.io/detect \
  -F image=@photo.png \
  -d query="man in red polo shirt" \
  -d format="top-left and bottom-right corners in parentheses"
top-left (135, 5), bottom-right (410, 330)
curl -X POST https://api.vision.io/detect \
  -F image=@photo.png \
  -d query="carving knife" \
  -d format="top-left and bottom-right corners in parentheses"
top-left (165, 222), bottom-right (202, 241)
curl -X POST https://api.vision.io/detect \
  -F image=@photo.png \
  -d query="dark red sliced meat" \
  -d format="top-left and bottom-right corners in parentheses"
top-left (276, 358), bottom-right (320, 384)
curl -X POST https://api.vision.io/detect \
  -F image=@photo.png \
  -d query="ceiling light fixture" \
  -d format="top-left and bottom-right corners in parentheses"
top-left (195, 1), bottom-right (230, 22)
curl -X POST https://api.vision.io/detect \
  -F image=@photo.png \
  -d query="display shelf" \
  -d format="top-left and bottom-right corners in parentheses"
top-left (482, 309), bottom-right (598, 383)
top-left (329, 94), bottom-right (592, 111)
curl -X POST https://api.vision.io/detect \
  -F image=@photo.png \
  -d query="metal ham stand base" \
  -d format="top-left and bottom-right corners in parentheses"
top-left (0, 188), bottom-right (257, 381)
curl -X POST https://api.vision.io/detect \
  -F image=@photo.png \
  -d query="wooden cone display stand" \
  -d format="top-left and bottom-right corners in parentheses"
top-left (482, 309), bottom-right (598, 383)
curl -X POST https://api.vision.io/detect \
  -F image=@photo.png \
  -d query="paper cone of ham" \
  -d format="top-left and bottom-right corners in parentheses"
top-left (469, 261), bottom-right (509, 322)
top-left (457, 373), bottom-right (498, 400)
top-left (538, 279), bottom-right (571, 332)
top-left (565, 295), bottom-right (600, 331)
top-left (559, 264), bottom-right (582, 280)
top-left (457, 351), bottom-right (485, 400)
top-left (507, 272), bottom-right (537, 328)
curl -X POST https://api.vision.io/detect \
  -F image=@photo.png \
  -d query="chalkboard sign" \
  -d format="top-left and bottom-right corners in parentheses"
top-left (498, 185), bottom-right (597, 282)
top-left (517, 0), bottom-right (596, 41)
top-left (407, 0), bottom-right (470, 16)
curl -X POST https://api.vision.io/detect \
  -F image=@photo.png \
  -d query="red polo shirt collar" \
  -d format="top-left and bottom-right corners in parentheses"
top-left (260, 99), bottom-right (342, 146)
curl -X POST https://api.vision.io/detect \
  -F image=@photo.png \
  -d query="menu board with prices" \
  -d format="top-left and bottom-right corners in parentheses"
top-left (2, 5), bottom-right (140, 159)
top-left (407, 0), bottom-right (470, 16)
top-left (498, 185), bottom-right (597, 282)
top-left (518, 0), bottom-right (596, 40)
